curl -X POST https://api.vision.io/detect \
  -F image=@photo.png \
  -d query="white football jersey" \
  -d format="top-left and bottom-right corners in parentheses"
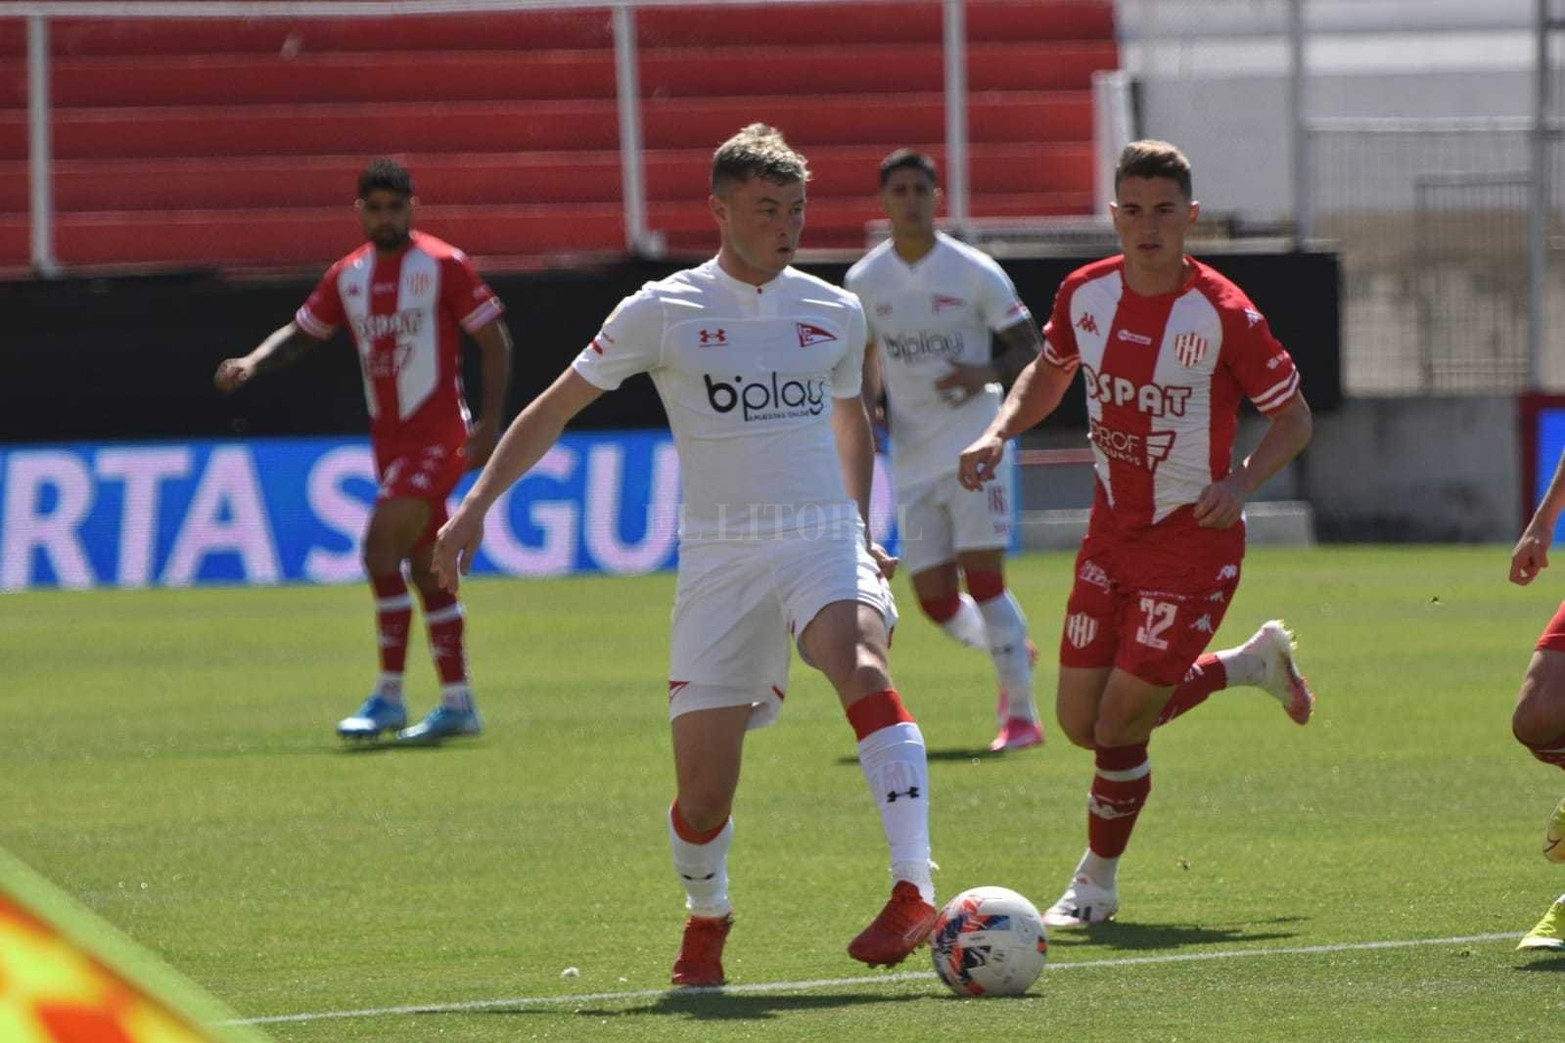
top-left (573, 258), bottom-right (868, 543)
top-left (846, 232), bottom-right (1031, 489)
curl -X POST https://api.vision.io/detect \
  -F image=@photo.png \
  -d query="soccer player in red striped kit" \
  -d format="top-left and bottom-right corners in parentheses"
top-left (215, 159), bottom-right (512, 745)
top-left (960, 140), bottom-right (1316, 926)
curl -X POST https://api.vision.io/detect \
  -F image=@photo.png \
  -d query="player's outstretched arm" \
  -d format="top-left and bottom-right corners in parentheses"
top-left (213, 322), bottom-right (319, 392)
top-left (433, 367), bottom-right (604, 591)
top-left (466, 319), bottom-right (514, 471)
top-left (1513, 449), bottom-right (1565, 585)
top-left (1194, 393), bottom-right (1314, 529)
top-left (958, 356), bottom-right (1073, 489)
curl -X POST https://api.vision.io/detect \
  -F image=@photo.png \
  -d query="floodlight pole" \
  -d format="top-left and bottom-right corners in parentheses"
top-left (1530, 0), bottom-right (1552, 390)
top-left (27, 14), bottom-right (59, 276)
top-left (1289, 0), bottom-right (1311, 249)
top-left (613, 3), bottom-right (657, 257)
top-left (943, 0), bottom-right (969, 239)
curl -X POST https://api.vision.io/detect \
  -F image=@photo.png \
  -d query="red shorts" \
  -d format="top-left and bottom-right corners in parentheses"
top-left (375, 440), bottom-right (468, 548)
top-left (1059, 493), bottom-right (1246, 686)
top-left (1536, 602), bottom-right (1565, 653)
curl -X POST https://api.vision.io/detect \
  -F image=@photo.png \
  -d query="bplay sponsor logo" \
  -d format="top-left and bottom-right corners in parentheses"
top-left (704, 373), bottom-right (828, 422)
top-left (884, 330), bottom-right (964, 363)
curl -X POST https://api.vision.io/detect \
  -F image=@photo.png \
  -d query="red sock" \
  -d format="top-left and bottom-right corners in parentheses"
top-left (1087, 744), bottom-right (1151, 858)
top-left (846, 689), bottom-right (915, 740)
top-left (918, 592), bottom-right (960, 624)
top-left (371, 572), bottom-right (411, 676)
top-left (964, 569), bottom-right (1005, 603)
top-left (1156, 654), bottom-right (1227, 727)
top-left (419, 588), bottom-right (468, 686)
top-left (670, 800), bottom-right (729, 844)
top-left (1519, 730), bottom-right (1565, 769)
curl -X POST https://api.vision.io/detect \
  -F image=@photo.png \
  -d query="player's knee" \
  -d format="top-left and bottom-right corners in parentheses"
top-left (1057, 715), bottom-right (1096, 750)
top-left (842, 655), bottom-right (892, 700)
top-left (1093, 717), bottom-right (1148, 750)
top-left (1514, 698), bottom-right (1565, 747)
top-left (674, 794), bottom-right (731, 834)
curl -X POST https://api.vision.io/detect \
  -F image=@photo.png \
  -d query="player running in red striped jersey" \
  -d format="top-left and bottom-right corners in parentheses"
top-left (846, 150), bottom-right (1045, 753)
top-left (215, 159), bottom-right (512, 746)
top-left (959, 140), bottom-right (1316, 927)
top-left (1507, 447), bottom-right (1565, 951)
top-left (434, 126), bottom-right (937, 985)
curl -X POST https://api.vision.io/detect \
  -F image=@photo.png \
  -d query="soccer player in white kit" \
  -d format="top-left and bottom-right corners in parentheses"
top-left (846, 150), bottom-right (1046, 752)
top-left (433, 125), bottom-right (939, 985)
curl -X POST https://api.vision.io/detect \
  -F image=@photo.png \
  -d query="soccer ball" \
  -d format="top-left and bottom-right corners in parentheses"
top-left (929, 886), bottom-right (1048, 996)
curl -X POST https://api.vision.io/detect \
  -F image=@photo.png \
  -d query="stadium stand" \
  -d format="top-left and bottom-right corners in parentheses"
top-left (0, 1), bottom-right (1116, 271)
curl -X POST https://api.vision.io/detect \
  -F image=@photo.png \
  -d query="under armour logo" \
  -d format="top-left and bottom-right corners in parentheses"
top-left (886, 787), bottom-right (922, 803)
top-left (699, 328), bottom-right (728, 345)
top-left (679, 872), bottom-right (717, 881)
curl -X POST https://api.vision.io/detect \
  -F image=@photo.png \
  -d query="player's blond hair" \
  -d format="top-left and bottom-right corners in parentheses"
top-left (1115, 140), bottom-right (1193, 199)
top-left (711, 123), bottom-right (811, 195)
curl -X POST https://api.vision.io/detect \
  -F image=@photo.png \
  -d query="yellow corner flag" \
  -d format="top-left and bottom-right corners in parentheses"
top-left (0, 849), bottom-right (271, 1042)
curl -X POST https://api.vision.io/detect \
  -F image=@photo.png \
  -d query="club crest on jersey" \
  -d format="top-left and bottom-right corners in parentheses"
top-left (933, 294), bottom-right (966, 312)
top-left (406, 271), bottom-right (432, 296)
top-left (875, 303), bottom-right (893, 318)
top-left (1066, 613), bottom-right (1099, 649)
top-left (1174, 332), bottom-right (1210, 368)
top-left (699, 328), bottom-right (728, 346)
top-left (796, 322), bottom-right (836, 348)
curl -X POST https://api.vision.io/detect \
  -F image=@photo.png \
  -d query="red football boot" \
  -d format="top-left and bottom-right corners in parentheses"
top-left (847, 881), bottom-right (938, 968)
top-left (671, 914), bottom-right (732, 987)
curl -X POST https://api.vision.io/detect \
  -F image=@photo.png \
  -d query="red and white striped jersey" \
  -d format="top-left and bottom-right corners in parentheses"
top-left (1041, 255), bottom-right (1301, 529)
top-left (295, 231), bottom-right (504, 454)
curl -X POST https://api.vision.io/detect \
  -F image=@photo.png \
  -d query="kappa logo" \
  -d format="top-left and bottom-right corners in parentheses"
top-left (699, 328), bottom-right (728, 346)
top-left (1174, 332), bottom-right (1210, 368)
top-left (1208, 589), bottom-right (1227, 602)
top-left (406, 271), bottom-right (432, 296)
top-left (1190, 614), bottom-right (1214, 634)
top-left (1066, 612), bottom-right (1099, 649)
top-left (1076, 312), bottom-right (1099, 335)
top-left (346, 282), bottom-right (362, 297)
top-left (933, 293), bottom-right (966, 312)
top-left (1267, 354), bottom-right (1283, 370)
top-left (796, 322), bottom-right (837, 348)
top-left (1215, 563), bottom-right (1239, 582)
top-left (1245, 308), bottom-right (1264, 328)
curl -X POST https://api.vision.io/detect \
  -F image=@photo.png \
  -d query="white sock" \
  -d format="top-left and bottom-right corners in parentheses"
top-left (938, 594), bottom-right (988, 650)
top-left (1073, 847), bottom-right (1120, 891)
top-left (668, 810), bottom-right (734, 918)
top-left (375, 672), bottom-right (404, 703)
top-left (1216, 646), bottom-right (1262, 687)
top-left (440, 682), bottom-right (473, 712)
top-left (977, 591), bottom-right (1036, 721)
top-left (858, 721), bottom-right (934, 902)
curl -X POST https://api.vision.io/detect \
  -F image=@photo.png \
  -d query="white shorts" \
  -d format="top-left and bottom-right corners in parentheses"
top-left (898, 468), bottom-right (1014, 576)
top-left (668, 532), bottom-right (897, 730)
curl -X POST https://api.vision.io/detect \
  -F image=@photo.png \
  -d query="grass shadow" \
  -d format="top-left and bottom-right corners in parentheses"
top-left (461, 990), bottom-right (929, 1022)
top-left (834, 745), bottom-right (1016, 767)
top-left (1048, 917), bottom-right (1306, 953)
top-left (1515, 953), bottom-right (1565, 970)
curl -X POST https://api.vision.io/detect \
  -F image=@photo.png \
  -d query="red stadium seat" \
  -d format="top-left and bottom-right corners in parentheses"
top-left (0, 1), bottom-right (1117, 272)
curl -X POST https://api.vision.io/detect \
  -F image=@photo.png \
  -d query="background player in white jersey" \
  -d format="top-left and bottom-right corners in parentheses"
top-left (1505, 447), bottom-right (1565, 951)
top-left (960, 141), bottom-right (1316, 927)
top-left (847, 150), bottom-right (1045, 752)
top-left (433, 125), bottom-right (938, 985)
top-left (214, 159), bottom-right (512, 745)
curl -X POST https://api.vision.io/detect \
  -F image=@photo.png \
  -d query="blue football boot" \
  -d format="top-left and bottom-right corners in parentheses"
top-left (394, 705), bottom-right (483, 746)
top-left (337, 694), bottom-right (408, 741)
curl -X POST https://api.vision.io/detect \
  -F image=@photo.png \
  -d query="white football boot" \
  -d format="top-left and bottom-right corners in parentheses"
top-left (1043, 874), bottom-right (1119, 928)
top-left (1239, 620), bottom-right (1315, 725)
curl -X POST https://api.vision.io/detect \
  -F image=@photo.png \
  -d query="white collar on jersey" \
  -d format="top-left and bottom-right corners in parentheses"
top-left (707, 255), bottom-right (790, 296)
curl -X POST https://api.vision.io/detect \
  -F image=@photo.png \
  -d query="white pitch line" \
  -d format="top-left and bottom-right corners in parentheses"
top-left (224, 931), bottom-right (1519, 1026)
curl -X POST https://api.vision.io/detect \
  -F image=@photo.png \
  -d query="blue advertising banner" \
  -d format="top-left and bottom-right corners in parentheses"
top-left (0, 433), bottom-right (934, 591)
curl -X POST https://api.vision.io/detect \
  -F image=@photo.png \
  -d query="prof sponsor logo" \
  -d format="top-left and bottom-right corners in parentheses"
top-left (1089, 418), bottom-right (1175, 471)
top-left (704, 372), bottom-right (828, 422)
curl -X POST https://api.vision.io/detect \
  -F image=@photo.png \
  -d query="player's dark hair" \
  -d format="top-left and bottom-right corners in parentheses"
top-left (711, 124), bottom-right (810, 196)
top-left (358, 158), bottom-right (414, 199)
top-left (878, 149), bottom-right (939, 188)
top-left (1115, 140), bottom-right (1193, 199)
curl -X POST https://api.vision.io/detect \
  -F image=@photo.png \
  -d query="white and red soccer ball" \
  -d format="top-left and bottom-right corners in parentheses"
top-left (930, 886), bottom-right (1048, 997)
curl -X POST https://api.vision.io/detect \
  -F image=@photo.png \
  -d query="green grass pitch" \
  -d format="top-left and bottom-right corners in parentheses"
top-left (4, 545), bottom-right (1564, 1040)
